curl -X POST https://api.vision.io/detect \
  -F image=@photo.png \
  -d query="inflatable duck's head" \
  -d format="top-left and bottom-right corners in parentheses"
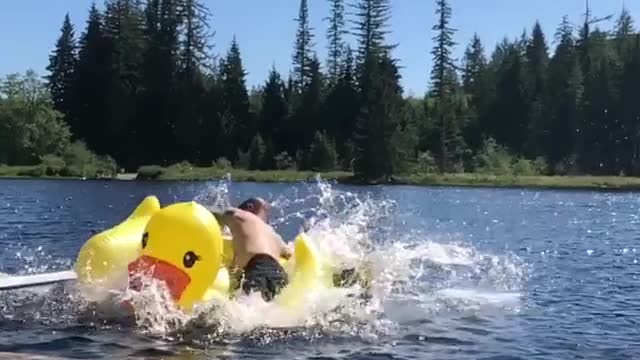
top-left (127, 201), bottom-right (223, 311)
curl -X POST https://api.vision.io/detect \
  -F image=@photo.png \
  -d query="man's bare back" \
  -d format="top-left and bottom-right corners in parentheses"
top-left (221, 202), bottom-right (292, 269)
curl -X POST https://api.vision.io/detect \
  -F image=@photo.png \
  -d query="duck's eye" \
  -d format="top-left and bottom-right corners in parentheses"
top-left (141, 232), bottom-right (149, 249)
top-left (183, 251), bottom-right (200, 268)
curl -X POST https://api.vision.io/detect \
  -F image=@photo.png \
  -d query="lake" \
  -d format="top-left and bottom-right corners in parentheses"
top-left (0, 178), bottom-right (638, 359)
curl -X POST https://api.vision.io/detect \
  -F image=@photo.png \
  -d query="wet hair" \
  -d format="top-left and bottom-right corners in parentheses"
top-left (237, 197), bottom-right (266, 214)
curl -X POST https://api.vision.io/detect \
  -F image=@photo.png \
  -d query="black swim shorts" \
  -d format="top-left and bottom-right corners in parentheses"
top-left (241, 254), bottom-right (289, 302)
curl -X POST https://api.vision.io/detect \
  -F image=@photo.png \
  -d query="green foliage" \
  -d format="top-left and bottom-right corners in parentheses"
top-left (248, 134), bottom-right (266, 170)
top-left (474, 138), bottom-right (513, 175)
top-left (13, 2), bottom-right (640, 182)
top-left (0, 70), bottom-right (72, 165)
top-left (308, 131), bottom-right (338, 172)
top-left (40, 155), bottom-right (66, 176)
top-left (214, 157), bottom-right (232, 170)
top-left (274, 151), bottom-right (296, 170)
top-left (473, 138), bottom-right (547, 176)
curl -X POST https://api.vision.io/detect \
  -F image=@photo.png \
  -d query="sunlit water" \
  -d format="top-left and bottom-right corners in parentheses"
top-left (0, 178), bottom-right (638, 359)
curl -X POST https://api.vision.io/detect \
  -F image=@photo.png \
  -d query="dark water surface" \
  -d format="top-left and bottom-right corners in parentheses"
top-left (0, 178), bottom-right (638, 359)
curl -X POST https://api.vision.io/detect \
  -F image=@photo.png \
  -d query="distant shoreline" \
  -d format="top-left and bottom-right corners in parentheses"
top-left (2, 164), bottom-right (640, 191)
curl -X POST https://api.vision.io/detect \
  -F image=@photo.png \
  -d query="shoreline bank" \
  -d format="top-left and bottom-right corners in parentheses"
top-left (3, 165), bottom-right (640, 191)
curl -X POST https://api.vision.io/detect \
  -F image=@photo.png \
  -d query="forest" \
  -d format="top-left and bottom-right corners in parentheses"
top-left (1, 0), bottom-right (639, 181)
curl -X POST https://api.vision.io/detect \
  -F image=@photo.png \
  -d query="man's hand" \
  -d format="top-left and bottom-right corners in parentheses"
top-left (281, 243), bottom-right (294, 259)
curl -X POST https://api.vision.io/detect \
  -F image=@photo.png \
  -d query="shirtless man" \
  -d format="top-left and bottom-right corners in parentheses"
top-left (216, 197), bottom-right (293, 302)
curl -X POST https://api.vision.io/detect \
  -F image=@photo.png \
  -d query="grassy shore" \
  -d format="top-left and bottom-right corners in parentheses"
top-left (4, 163), bottom-right (640, 190)
top-left (393, 173), bottom-right (640, 190)
top-left (136, 165), bottom-right (640, 190)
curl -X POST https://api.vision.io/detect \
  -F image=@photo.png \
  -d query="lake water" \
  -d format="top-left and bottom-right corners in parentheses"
top-left (0, 178), bottom-right (638, 359)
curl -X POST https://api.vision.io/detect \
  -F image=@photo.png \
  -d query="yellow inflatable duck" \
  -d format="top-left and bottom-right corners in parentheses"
top-left (74, 196), bottom-right (342, 315)
top-left (126, 201), bottom-right (225, 312)
top-left (74, 195), bottom-right (161, 301)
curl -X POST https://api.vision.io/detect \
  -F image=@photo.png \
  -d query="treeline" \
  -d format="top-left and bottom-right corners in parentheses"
top-left (7, 0), bottom-right (640, 180)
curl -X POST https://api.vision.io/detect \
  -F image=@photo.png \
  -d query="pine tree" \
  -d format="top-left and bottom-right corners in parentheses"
top-left (461, 34), bottom-right (490, 151)
top-left (104, 0), bottom-right (145, 87)
top-left (353, 53), bottom-right (404, 179)
top-left (323, 45), bottom-right (359, 161)
top-left (46, 13), bottom-right (77, 127)
top-left (137, 0), bottom-right (181, 165)
top-left (325, 0), bottom-right (346, 84)
top-left (259, 66), bottom-right (288, 154)
top-left (619, 36), bottom-right (640, 175)
top-left (349, 0), bottom-right (406, 179)
top-left (221, 38), bottom-right (252, 158)
top-left (547, 15), bottom-right (583, 168)
top-left (102, 0), bottom-right (146, 166)
top-left (614, 6), bottom-right (635, 60)
top-left (178, 0), bottom-right (214, 77)
top-left (173, 0), bottom-right (215, 164)
top-left (582, 56), bottom-right (618, 174)
top-left (430, 0), bottom-right (463, 172)
top-left (297, 55), bottom-right (325, 151)
top-left (490, 40), bottom-right (529, 155)
top-left (350, 0), bottom-right (393, 89)
top-left (524, 21), bottom-right (550, 157)
top-left (292, 0), bottom-right (315, 91)
top-left (72, 3), bottom-right (112, 154)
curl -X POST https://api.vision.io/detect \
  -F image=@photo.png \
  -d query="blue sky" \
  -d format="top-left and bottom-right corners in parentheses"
top-left (0, 0), bottom-right (638, 96)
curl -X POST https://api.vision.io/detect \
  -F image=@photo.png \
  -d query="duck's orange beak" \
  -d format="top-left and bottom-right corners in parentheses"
top-left (127, 255), bottom-right (191, 301)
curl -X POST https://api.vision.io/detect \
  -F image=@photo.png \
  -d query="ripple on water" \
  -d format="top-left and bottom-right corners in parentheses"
top-left (0, 179), bottom-right (637, 359)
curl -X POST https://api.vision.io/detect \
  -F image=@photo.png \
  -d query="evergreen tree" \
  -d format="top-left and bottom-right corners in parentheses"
top-left (259, 66), bottom-right (289, 154)
top-left (430, 0), bottom-right (464, 172)
top-left (350, 0), bottom-right (393, 88)
top-left (137, 0), bottom-right (180, 165)
top-left (489, 40), bottom-right (529, 155)
top-left (46, 14), bottom-right (77, 127)
top-left (175, 0), bottom-right (214, 164)
top-left (323, 46), bottom-right (359, 162)
top-left (221, 38), bottom-right (252, 159)
top-left (325, 0), bottom-right (346, 84)
top-left (178, 0), bottom-right (214, 77)
top-left (461, 34), bottom-right (490, 151)
top-left (292, 0), bottom-right (315, 91)
top-left (547, 16), bottom-right (583, 168)
top-left (102, 0), bottom-right (146, 165)
top-left (524, 21), bottom-right (550, 157)
top-left (619, 36), bottom-right (640, 175)
top-left (353, 53), bottom-right (404, 179)
top-left (296, 55), bottom-right (325, 154)
top-left (104, 0), bottom-right (145, 86)
top-left (72, 3), bottom-right (112, 155)
top-left (581, 55), bottom-right (619, 174)
top-left (614, 6), bottom-right (635, 59)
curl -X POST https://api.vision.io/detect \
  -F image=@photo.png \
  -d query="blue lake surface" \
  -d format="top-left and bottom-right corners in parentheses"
top-left (0, 178), bottom-right (638, 359)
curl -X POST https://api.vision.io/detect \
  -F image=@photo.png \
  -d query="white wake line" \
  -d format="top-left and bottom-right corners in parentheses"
top-left (0, 270), bottom-right (77, 290)
top-left (436, 288), bottom-right (522, 304)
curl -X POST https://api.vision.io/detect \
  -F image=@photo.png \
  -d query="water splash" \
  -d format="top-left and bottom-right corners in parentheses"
top-left (0, 176), bottom-right (527, 347)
